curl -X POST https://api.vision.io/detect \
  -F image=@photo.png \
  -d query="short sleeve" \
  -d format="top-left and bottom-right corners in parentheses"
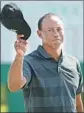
top-left (22, 59), bottom-right (32, 89)
top-left (76, 60), bottom-right (83, 95)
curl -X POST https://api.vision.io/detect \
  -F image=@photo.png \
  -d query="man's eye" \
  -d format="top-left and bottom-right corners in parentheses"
top-left (48, 29), bottom-right (52, 31)
top-left (57, 28), bottom-right (62, 31)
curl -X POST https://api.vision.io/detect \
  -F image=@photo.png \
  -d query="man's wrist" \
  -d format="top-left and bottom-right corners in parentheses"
top-left (15, 54), bottom-right (24, 60)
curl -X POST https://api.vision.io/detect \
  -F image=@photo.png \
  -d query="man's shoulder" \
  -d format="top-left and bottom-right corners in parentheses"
top-left (64, 53), bottom-right (79, 62)
top-left (24, 49), bottom-right (40, 62)
top-left (63, 53), bottom-right (79, 66)
top-left (62, 53), bottom-right (81, 72)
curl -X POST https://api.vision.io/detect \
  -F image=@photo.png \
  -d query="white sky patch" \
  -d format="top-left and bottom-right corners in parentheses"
top-left (1, 1), bottom-right (83, 63)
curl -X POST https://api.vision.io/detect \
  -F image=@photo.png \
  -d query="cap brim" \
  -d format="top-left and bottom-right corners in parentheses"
top-left (0, 16), bottom-right (31, 40)
top-left (16, 18), bottom-right (31, 40)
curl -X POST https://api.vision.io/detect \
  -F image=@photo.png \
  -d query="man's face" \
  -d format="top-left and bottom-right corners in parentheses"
top-left (38, 16), bottom-right (64, 49)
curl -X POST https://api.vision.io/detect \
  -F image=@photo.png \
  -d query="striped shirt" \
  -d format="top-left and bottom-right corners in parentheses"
top-left (22, 45), bottom-right (83, 112)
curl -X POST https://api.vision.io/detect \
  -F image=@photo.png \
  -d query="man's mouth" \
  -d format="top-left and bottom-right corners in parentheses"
top-left (52, 38), bottom-right (60, 41)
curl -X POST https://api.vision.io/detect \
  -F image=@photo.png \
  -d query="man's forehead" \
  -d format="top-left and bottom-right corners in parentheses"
top-left (51, 16), bottom-right (63, 25)
top-left (42, 15), bottom-right (64, 27)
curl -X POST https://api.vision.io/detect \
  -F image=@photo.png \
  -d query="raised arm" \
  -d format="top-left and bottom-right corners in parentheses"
top-left (8, 34), bottom-right (28, 92)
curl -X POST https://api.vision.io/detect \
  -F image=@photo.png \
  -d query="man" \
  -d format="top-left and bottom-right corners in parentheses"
top-left (8, 13), bottom-right (83, 112)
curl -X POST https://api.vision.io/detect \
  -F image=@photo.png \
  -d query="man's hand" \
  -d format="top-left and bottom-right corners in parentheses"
top-left (14, 34), bottom-right (28, 57)
top-left (76, 94), bottom-right (84, 112)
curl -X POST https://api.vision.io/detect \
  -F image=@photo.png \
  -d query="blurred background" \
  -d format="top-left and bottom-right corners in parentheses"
top-left (1, 1), bottom-right (84, 112)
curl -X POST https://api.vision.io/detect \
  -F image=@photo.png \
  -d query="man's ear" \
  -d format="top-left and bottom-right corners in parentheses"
top-left (37, 30), bottom-right (43, 39)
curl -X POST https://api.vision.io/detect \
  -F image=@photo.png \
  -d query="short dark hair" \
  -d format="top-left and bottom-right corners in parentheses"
top-left (38, 13), bottom-right (61, 30)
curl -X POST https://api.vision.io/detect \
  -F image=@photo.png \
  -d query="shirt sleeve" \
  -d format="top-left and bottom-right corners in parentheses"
top-left (22, 58), bottom-right (32, 89)
top-left (76, 60), bottom-right (83, 95)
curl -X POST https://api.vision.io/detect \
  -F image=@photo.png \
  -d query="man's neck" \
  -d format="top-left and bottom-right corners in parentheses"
top-left (43, 44), bottom-right (62, 60)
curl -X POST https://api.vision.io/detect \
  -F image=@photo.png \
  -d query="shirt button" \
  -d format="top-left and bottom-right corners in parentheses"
top-left (58, 66), bottom-right (61, 72)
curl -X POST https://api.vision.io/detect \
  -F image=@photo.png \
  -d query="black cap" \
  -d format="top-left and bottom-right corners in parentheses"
top-left (0, 2), bottom-right (31, 40)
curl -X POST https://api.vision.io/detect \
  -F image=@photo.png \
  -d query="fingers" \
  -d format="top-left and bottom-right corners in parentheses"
top-left (17, 34), bottom-right (24, 39)
top-left (15, 41), bottom-right (27, 49)
top-left (17, 34), bottom-right (28, 44)
top-left (14, 40), bottom-right (27, 50)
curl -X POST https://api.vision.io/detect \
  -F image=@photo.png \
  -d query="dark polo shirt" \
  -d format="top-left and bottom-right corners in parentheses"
top-left (22, 45), bottom-right (83, 112)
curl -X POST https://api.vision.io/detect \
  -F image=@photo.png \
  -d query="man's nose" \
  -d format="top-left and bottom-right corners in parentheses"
top-left (53, 29), bottom-right (59, 37)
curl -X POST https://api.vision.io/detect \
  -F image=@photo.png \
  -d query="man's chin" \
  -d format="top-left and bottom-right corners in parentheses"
top-left (52, 43), bottom-right (62, 49)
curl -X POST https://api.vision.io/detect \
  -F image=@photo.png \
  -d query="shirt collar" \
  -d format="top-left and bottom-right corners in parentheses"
top-left (37, 45), bottom-right (65, 61)
top-left (37, 45), bottom-right (52, 58)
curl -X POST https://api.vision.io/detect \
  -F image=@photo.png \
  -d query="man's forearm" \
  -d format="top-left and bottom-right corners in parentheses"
top-left (76, 100), bottom-right (84, 112)
top-left (8, 55), bottom-right (26, 91)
